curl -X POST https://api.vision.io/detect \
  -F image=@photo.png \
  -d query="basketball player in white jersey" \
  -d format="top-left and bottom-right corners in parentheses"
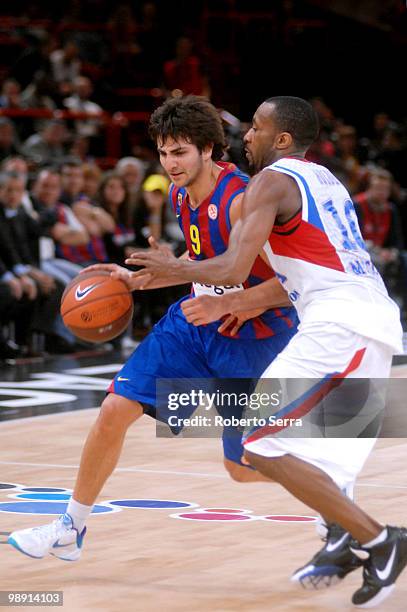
top-left (127, 97), bottom-right (406, 608)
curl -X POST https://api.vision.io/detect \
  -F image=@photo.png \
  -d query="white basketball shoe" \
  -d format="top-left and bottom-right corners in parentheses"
top-left (8, 513), bottom-right (86, 561)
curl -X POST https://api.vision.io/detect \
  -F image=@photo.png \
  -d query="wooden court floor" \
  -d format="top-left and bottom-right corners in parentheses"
top-left (1, 408), bottom-right (406, 611)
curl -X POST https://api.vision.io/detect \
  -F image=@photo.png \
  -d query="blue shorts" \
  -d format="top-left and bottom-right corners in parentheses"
top-left (111, 297), bottom-right (297, 465)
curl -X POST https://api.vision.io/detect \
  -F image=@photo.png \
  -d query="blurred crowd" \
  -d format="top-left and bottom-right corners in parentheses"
top-left (0, 2), bottom-right (406, 361)
top-left (1, 96), bottom-right (407, 362)
top-left (0, 154), bottom-right (185, 360)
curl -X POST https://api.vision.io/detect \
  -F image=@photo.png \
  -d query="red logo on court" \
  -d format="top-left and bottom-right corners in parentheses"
top-left (208, 204), bottom-right (217, 220)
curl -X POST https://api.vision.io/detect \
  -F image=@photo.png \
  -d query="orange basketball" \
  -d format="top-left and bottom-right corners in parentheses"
top-left (60, 270), bottom-right (133, 343)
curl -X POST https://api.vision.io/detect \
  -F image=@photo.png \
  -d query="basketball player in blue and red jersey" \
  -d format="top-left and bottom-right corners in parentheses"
top-left (127, 96), bottom-right (407, 607)
top-left (8, 96), bottom-right (298, 560)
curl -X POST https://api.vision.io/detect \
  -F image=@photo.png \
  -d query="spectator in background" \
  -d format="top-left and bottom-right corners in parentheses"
top-left (72, 194), bottom-right (115, 242)
top-left (334, 124), bottom-right (362, 193)
top-left (0, 171), bottom-right (73, 353)
top-left (97, 172), bottom-right (134, 263)
top-left (353, 168), bottom-right (407, 315)
top-left (306, 98), bottom-right (337, 167)
top-left (21, 119), bottom-right (67, 166)
top-left (0, 255), bottom-right (33, 359)
top-left (82, 163), bottom-right (102, 201)
top-left (50, 38), bottom-right (81, 97)
top-left (21, 71), bottom-right (57, 132)
top-left (59, 158), bottom-right (115, 237)
top-left (0, 79), bottom-right (31, 141)
top-left (130, 173), bottom-right (181, 336)
top-left (310, 97), bottom-right (336, 137)
top-left (31, 168), bottom-right (88, 284)
top-left (63, 76), bottom-right (103, 147)
top-left (1, 156), bottom-right (41, 226)
top-left (115, 156), bottom-right (146, 208)
top-left (0, 118), bottom-right (20, 162)
top-left (371, 112), bottom-right (392, 149)
top-left (69, 134), bottom-right (91, 162)
top-left (54, 160), bottom-right (114, 266)
top-left (0, 79), bottom-right (24, 109)
top-left (133, 173), bottom-right (169, 247)
top-left (59, 157), bottom-right (85, 206)
top-left (163, 36), bottom-right (210, 98)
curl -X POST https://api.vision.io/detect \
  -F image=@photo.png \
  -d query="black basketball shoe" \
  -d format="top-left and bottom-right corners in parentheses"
top-left (291, 523), bottom-right (362, 589)
top-left (351, 525), bottom-right (407, 607)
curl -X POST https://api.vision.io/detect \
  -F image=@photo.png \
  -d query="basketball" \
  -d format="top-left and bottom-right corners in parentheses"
top-left (60, 270), bottom-right (134, 343)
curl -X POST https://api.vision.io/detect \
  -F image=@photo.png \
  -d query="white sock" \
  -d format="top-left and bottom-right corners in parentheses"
top-left (363, 527), bottom-right (388, 549)
top-left (66, 498), bottom-right (92, 532)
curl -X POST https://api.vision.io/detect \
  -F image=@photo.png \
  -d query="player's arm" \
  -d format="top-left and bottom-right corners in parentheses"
top-left (81, 244), bottom-right (192, 291)
top-left (181, 278), bottom-right (290, 328)
top-left (72, 200), bottom-right (116, 236)
top-left (50, 222), bottom-right (89, 246)
top-left (126, 171), bottom-right (282, 285)
top-left (181, 192), bottom-right (290, 326)
top-left (227, 192), bottom-right (289, 312)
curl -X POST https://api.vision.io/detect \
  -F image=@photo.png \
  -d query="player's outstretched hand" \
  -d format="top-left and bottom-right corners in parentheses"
top-left (80, 263), bottom-right (124, 275)
top-left (80, 263), bottom-right (152, 292)
top-left (125, 236), bottom-right (178, 280)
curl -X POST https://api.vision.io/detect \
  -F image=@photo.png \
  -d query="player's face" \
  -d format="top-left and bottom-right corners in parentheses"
top-left (0, 177), bottom-right (25, 209)
top-left (35, 173), bottom-right (61, 206)
top-left (244, 103), bottom-right (280, 172)
top-left (157, 137), bottom-right (204, 187)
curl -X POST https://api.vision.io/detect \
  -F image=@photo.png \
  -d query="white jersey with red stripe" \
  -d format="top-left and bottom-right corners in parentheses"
top-left (262, 157), bottom-right (403, 352)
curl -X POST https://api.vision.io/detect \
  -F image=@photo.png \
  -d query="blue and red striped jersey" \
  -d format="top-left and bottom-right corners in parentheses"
top-left (169, 161), bottom-right (298, 339)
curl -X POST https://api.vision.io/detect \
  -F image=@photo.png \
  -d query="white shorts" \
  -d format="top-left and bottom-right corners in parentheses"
top-left (243, 322), bottom-right (394, 489)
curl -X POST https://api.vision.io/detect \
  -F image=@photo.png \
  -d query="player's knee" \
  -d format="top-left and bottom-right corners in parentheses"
top-left (224, 458), bottom-right (251, 482)
top-left (97, 394), bottom-right (142, 435)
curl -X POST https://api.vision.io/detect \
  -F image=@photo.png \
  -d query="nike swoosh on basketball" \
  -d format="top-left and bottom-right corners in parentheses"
top-left (326, 533), bottom-right (349, 552)
top-left (75, 284), bottom-right (101, 301)
top-left (376, 544), bottom-right (397, 580)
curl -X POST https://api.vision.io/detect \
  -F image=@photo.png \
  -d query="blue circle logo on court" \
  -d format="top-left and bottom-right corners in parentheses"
top-left (107, 499), bottom-right (198, 510)
top-left (0, 485), bottom-right (120, 516)
top-left (0, 501), bottom-right (118, 516)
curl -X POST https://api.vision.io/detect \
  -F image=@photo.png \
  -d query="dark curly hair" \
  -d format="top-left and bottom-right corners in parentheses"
top-left (265, 96), bottom-right (319, 149)
top-left (149, 95), bottom-right (227, 161)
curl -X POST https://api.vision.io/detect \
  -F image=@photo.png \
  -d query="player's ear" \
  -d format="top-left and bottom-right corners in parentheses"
top-left (202, 144), bottom-right (213, 161)
top-left (276, 132), bottom-right (293, 149)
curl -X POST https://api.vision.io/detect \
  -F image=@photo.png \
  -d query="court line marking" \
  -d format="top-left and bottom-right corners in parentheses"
top-left (0, 407), bottom-right (92, 425)
top-left (0, 460), bottom-right (406, 489)
top-left (0, 460), bottom-right (228, 479)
